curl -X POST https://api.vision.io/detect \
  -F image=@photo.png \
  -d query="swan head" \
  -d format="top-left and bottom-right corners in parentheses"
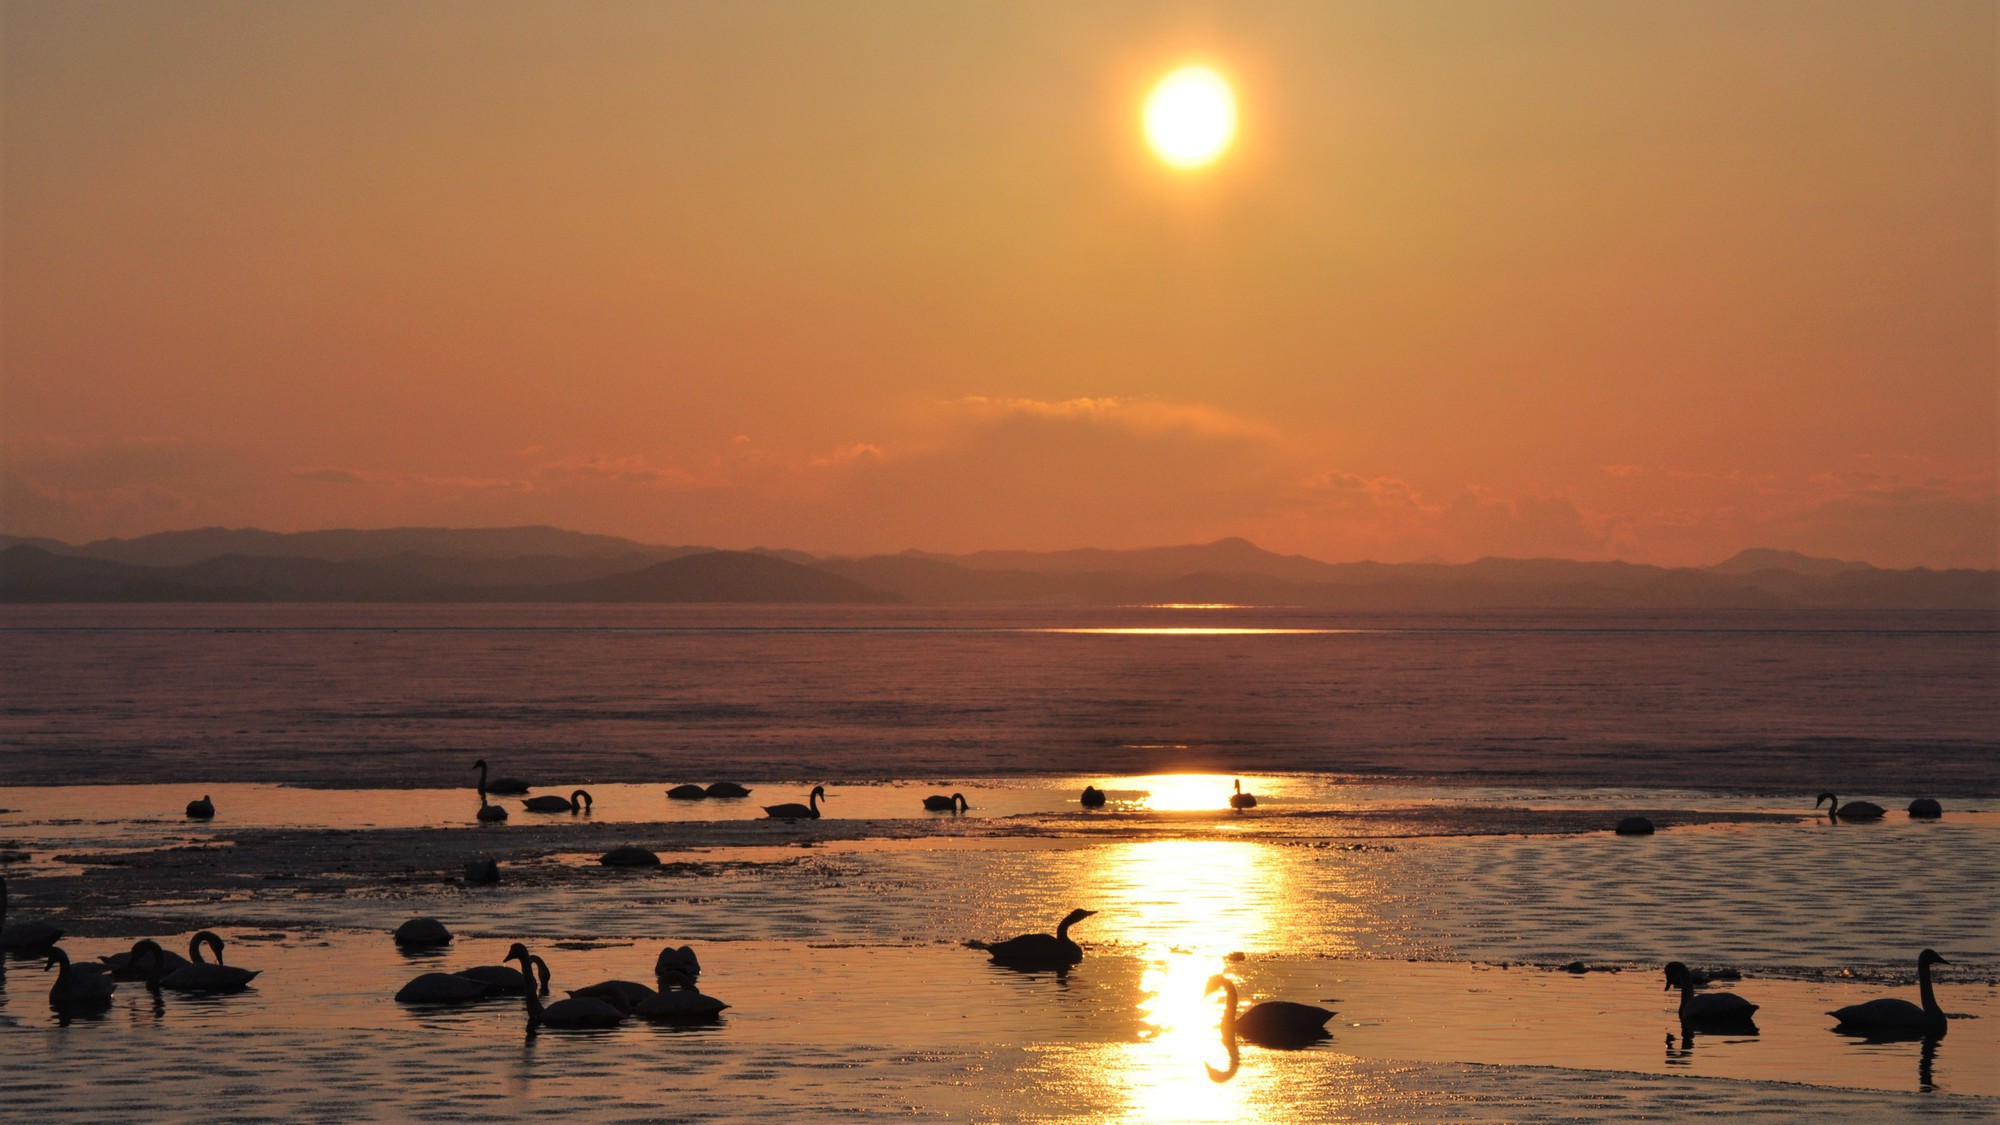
top-left (1919, 949), bottom-right (1949, 969)
top-left (572, 790), bottom-right (592, 811)
top-left (1061, 908), bottom-right (1097, 928)
top-left (811, 785), bottom-right (827, 799)
top-left (1815, 792), bottom-right (1835, 808)
top-left (43, 947), bottom-right (69, 972)
top-left (1663, 961), bottom-right (1690, 990)
top-left (1203, 974), bottom-right (1233, 998)
top-left (504, 941), bottom-right (533, 966)
top-left (473, 759), bottom-right (488, 771)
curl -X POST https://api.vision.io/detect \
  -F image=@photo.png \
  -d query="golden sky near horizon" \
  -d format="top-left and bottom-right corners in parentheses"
top-left (3, 1), bottom-right (1994, 566)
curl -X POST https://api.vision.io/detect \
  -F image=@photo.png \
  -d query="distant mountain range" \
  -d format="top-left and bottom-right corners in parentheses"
top-left (0, 527), bottom-right (1992, 609)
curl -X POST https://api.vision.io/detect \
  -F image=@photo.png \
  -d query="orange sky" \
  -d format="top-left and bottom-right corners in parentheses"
top-left (4, 1), bottom-right (1994, 566)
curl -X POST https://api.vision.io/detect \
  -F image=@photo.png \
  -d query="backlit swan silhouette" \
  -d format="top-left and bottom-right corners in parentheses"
top-left (1206, 975), bottom-right (1333, 1048)
top-left (704, 782), bottom-right (753, 798)
top-left (396, 971), bottom-right (491, 1004)
top-left (923, 793), bottom-right (970, 813)
top-left (476, 795), bottom-right (508, 823)
top-left (1816, 792), bottom-right (1884, 821)
top-left (185, 795), bottom-right (215, 819)
top-left (1908, 798), bottom-right (1943, 819)
top-left (1663, 961), bottom-right (1758, 1030)
top-left (457, 955), bottom-right (549, 996)
top-left (472, 759), bottom-right (531, 796)
top-left (636, 969), bottom-right (729, 1021)
top-left (967, 909), bottom-right (1096, 968)
top-left (1229, 780), bottom-right (1257, 810)
top-left (667, 784), bottom-right (708, 800)
top-left (1830, 949), bottom-right (1951, 1040)
top-left (44, 946), bottom-right (116, 1011)
top-left (763, 785), bottom-right (826, 820)
top-left (1080, 786), bottom-right (1106, 808)
top-left (522, 789), bottom-right (592, 814)
top-left (508, 943), bottom-right (623, 1031)
top-left (159, 931), bottom-right (259, 992)
top-left (393, 918), bottom-right (454, 948)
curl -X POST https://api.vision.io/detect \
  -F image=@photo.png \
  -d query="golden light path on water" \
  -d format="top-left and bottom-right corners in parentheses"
top-left (1034, 627), bottom-right (1342, 636)
top-left (1050, 838), bottom-right (1365, 1122)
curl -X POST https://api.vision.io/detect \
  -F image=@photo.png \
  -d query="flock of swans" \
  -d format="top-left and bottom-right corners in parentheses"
top-left (2, 772), bottom-right (1964, 1059)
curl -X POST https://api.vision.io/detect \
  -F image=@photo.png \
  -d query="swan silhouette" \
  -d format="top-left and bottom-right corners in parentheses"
top-left (1816, 792), bottom-right (1885, 821)
top-left (654, 944), bottom-right (702, 982)
top-left (476, 794), bottom-right (508, 822)
top-left (185, 795), bottom-right (215, 819)
top-left (0, 876), bottom-right (64, 952)
top-left (567, 978), bottom-right (658, 1013)
top-left (507, 943), bottom-right (623, 1031)
top-left (396, 971), bottom-right (491, 1004)
top-left (1663, 962), bottom-right (1758, 1030)
top-left (636, 969), bottom-right (729, 1021)
top-left (1908, 798), bottom-right (1943, 819)
top-left (667, 784), bottom-right (708, 800)
top-left (472, 759), bottom-right (531, 796)
top-left (393, 918), bottom-right (454, 948)
top-left (522, 789), bottom-right (592, 814)
top-left (1080, 786), bottom-right (1106, 808)
top-left (1206, 975), bottom-right (1333, 1048)
top-left (44, 946), bottom-right (116, 1011)
top-left (704, 782), bottom-right (753, 798)
top-left (158, 931), bottom-right (259, 992)
top-left (457, 955), bottom-right (549, 996)
top-left (923, 793), bottom-right (970, 813)
top-left (101, 939), bottom-right (190, 980)
top-left (1830, 949), bottom-right (1950, 1040)
top-left (763, 785), bottom-right (826, 820)
top-left (1229, 780), bottom-right (1257, 810)
top-left (967, 908), bottom-right (1096, 968)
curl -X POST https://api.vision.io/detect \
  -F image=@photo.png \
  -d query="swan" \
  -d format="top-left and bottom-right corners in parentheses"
top-left (1229, 780), bottom-right (1257, 810)
top-left (599, 846), bottom-right (660, 867)
top-left (967, 908), bottom-right (1096, 967)
top-left (1615, 816), bottom-right (1656, 835)
top-left (1663, 962), bottom-right (1758, 1029)
top-left (654, 944), bottom-right (702, 982)
top-left (0, 876), bottom-right (64, 952)
top-left (457, 956), bottom-right (549, 996)
top-left (44, 946), bottom-right (116, 1010)
top-left (666, 784), bottom-right (709, 800)
top-left (705, 782), bottom-right (753, 798)
top-left (393, 917), bottom-right (454, 947)
top-left (1206, 975), bottom-right (1333, 1048)
top-left (1908, 798), bottom-right (1943, 819)
top-left (568, 979), bottom-right (657, 1014)
top-left (158, 931), bottom-right (259, 992)
top-left (185, 795), bottom-right (215, 819)
top-left (1080, 786), bottom-right (1106, 808)
top-left (396, 971), bottom-right (491, 1004)
top-left (1816, 792), bottom-right (1885, 821)
top-left (507, 943), bottom-right (623, 1031)
top-left (476, 794), bottom-right (508, 822)
top-left (1830, 949), bottom-right (1950, 1040)
top-left (763, 785), bottom-right (826, 820)
top-left (101, 939), bottom-right (191, 980)
top-left (472, 759), bottom-right (531, 796)
top-left (923, 793), bottom-right (970, 813)
top-left (522, 789), bottom-right (592, 814)
top-left (636, 969), bottom-right (729, 1021)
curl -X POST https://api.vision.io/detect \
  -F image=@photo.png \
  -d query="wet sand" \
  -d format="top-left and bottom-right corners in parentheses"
top-left (4, 781), bottom-right (1996, 1121)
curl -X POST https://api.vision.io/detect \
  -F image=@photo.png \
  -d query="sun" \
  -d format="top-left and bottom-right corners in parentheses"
top-left (1143, 66), bottom-right (1237, 169)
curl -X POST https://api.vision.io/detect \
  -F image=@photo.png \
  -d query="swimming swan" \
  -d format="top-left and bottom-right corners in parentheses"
top-left (1663, 961), bottom-right (1758, 1029)
top-left (967, 908), bottom-right (1096, 968)
top-left (472, 759), bottom-right (531, 796)
top-left (666, 784), bottom-right (709, 800)
top-left (1829, 949), bottom-right (1950, 1040)
top-left (704, 782), bottom-right (753, 798)
top-left (185, 795), bottom-right (215, 819)
top-left (923, 793), bottom-right (970, 813)
top-left (159, 930), bottom-right (259, 992)
top-left (522, 789), bottom-right (592, 814)
top-left (507, 943), bottom-right (623, 1031)
top-left (1816, 792), bottom-right (1885, 821)
top-left (44, 946), bottom-right (116, 1010)
top-left (763, 785), bottom-right (827, 820)
top-left (1206, 975), bottom-right (1333, 1048)
top-left (1229, 780), bottom-right (1257, 810)
top-left (396, 971), bottom-right (491, 1004)
top-left (636, 970), bottom-right (729, 1021)
top-left (1080, 786), bottom-right (1106, 808)
top-left (476, 795), bottom-right (509, 822)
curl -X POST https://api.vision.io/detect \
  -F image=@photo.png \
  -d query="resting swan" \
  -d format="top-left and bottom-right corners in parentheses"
top-left (636, 970), bottom-right (729, 1021)
top-left (1663, 961), bottom-right (1758, 1030)
top-left (763, 785), bottom-right (826, 820)
top-left (967, 908), bottom-right (1096, 968)
top-left (396, 971), bottom-right (491, 1004)
top-left (1206, 975), bottom-right (1333, 1048)
top-left (1830, 949), bottom-right (1950, 1040)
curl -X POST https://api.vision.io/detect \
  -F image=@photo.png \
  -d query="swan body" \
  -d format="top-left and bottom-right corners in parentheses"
top-left (159, 931), bottom-right (259, 992)
top-left (508, 943), bottom-right (623, 1031)
top-left (476, 795), bottom-right (508, 822)
top-left (568, 979), bottom-right (658, 1014)
top-left (923, 792), bottom-right (970, 813)
top-left (45, 947), bottom-right (116, 1010)
top-left (472, 759), bottom-right (531, 796)
top-left (1080, 786), bottom-right (1106, 808)
top-left (636, 970), bottom-right (728, 1021)
top-left (1207, 976), bottom-right (1333, 1048)
top-left (599, 846), bottom-right (660, 867)
top-left (394, 917), bottom-right (454, 947)
top-left (185, 795), bottom-right (215, 819)
top-left (654, 944), bottom-right (701, 981)
top-left (1229, 780), bottom-right (1257, 810)
top-left (1816, 792), bottom-right (1885, 821)
top-left (968, 908), bottom-right (1096, 967)
top-left (0, 876), bottom-right (64, 952)
top-left (397, 971), bottom-right (491, 1004)
top-left (456, 957), bottom-right (548, 996)
top-left (1908, 798), bottom-right (1943, 818)
top-left (522, 789), bottom-right (592, 813)
top-left (1615, 816), bottom-right (1655, 835)
top-left (764, 785), bottom-right (826, 820)
top-left (705, 782), bottom-right (752, 798)
top-left (1830, 949), bottom-right (1950, 1040)
top-left (1663, 961), bottom-right (1758, 1029)
top-left (667, 784), bottom-right (709, 800)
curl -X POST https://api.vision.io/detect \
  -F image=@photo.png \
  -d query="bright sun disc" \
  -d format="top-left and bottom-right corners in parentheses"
top-left (1143, 67), bottom-right (1236, 168)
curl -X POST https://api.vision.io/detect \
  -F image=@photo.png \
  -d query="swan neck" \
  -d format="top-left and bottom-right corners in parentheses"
top-left (1677, 973), bottom-right (1695, 1013)
top-left (1919, 959), bottom-right (1940, 1017)
top-left (1217, 979), bottom-right (1239, 1043)
top-left (512, 952), bottom-right (544, 1024)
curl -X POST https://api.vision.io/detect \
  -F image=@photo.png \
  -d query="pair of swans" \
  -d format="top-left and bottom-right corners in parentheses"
top-left (115, 934), bottom-right (260, 993)
top-left (396, 954), bottom-right (549, 1004)
top-left (967, 908), bottom-right (1096, 968)
top-left (1664, 949), bottom-right (1950, 1041)
top-left (669, 782), bottom-right (753, 800)
top-left (502, 943), bottom-right (730, 1032)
